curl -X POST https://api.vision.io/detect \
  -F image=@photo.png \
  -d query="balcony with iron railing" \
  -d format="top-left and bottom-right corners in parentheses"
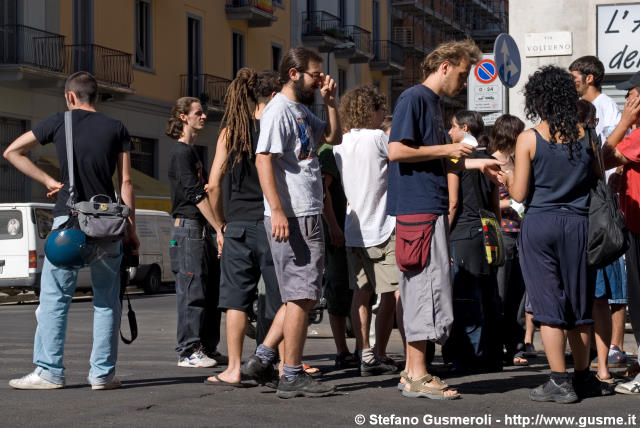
top-left (64, 44), bottom-right (132, 89)
top-left (301, 11), bottom-right (344, 52)
top-left (437, 0), bottom-right (464, 33)
top-left (0, 25), bottom-right (133, 90)
top-left (391, 27), bottom-right (429, 58)
top-left (180, 74), bottom-right (231, 118)
top-left (334, 25), bottom-right (373, 63)
top-left (225, 0), bottom-right (277, 27)
top-left (470, 0), bottom-right (505, 23)
top-left (391, 0), bottom-right (440, 22)
top-left (0, 24), bottom-right (65, 72)
top-left (370, 40), bottom-right (404, 75)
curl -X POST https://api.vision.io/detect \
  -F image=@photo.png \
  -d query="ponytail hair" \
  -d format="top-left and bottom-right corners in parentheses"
top-left (220, 68), bottom-right (259, 170)
top-left (166, 97), bottom-right (200, 140)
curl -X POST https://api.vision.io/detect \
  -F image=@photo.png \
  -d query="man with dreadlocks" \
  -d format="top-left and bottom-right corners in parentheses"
top-left (205, 69), bottom-right (284, 387)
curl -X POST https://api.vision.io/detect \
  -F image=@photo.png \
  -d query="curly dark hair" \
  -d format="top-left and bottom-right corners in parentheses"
top-left (488, 114), bottom-right (525, 154)
top-left (524, 65), bottom-right (580, 156)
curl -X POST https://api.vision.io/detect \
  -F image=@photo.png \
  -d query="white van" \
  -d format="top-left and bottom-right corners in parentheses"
top-left (0, 203), bottom-right (174, 295)
top-left (128, 209), bottom-right (175, 293)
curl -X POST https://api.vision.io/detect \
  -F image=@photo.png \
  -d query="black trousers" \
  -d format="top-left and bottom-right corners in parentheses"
top-left (170, 218), bottom-right (221, 358)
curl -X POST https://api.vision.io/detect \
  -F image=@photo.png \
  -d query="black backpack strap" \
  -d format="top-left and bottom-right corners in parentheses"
top-left (119, 271), bottom-right (138, 344)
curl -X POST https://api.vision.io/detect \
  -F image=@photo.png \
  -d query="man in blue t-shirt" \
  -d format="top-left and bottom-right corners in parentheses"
top-left (388, 40), bottom-right (501, 400)
top-left (5, 72), bottom-right (139, 391)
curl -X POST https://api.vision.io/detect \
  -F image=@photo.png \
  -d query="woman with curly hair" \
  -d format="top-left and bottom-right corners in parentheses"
top-left (499, 66), bottom-right (611, 403)
top-left (204, 68), bottom-right (285, 386)
top-left (332, 84), bottom-right (404, 375)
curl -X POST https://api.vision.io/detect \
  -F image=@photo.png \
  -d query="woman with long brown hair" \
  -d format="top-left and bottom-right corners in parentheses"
top-left (204, 68), bottom-right (284, 386)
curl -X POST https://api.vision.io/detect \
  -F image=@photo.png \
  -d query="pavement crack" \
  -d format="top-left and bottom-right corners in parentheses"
top-left (136, 404), bottom-right (157, 411)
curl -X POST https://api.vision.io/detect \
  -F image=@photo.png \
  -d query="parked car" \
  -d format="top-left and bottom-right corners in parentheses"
top-left (0, 203), bottom-right (174, 295)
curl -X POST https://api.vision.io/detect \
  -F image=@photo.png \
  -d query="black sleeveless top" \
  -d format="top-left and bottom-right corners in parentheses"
top-left (525, 129), bottom-right (593, 216)
top-left (223, 119), bottom-right (265, 221)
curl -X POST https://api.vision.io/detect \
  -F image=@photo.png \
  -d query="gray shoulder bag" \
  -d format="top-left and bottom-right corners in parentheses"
top-left (64, 111), bottom-right (130, 241)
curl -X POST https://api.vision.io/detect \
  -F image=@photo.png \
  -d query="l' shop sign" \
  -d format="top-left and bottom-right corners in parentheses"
top-left (597, 3), bottom-right (640, 74)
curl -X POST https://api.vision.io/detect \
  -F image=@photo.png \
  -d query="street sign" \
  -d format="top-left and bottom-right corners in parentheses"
top-left (468, 55), bottom-right (504, 114)
top-left (475, 59), bottom-right (498, 84)
top-left (494, 33), bottom-right (521, 88)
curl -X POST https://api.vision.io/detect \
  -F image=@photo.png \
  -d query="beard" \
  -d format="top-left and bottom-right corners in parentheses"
top-left (293, 78), bottom-right (316, 106)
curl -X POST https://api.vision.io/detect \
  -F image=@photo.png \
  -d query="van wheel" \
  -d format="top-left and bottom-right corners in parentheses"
top-left (143, 266), bottom-right (161, 295)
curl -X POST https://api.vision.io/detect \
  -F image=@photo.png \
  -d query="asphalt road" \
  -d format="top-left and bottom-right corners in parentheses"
top-left (1, 294), bottom-right (639, 428)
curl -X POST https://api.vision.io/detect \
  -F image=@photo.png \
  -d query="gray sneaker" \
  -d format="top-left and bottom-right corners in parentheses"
top-left (275, 373), bottom-right (335, 399)
top-left (9, 371), bottom-right (64, 390)
top-left (530, 379), bottom-right (578, 404)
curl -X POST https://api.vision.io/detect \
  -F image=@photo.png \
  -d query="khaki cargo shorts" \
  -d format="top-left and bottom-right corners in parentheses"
top-left (346, 233), bottom-right (399, 294)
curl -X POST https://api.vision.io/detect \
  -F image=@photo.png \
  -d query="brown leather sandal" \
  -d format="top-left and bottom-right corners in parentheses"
top-left (401, 373), bottom-right (460, 400)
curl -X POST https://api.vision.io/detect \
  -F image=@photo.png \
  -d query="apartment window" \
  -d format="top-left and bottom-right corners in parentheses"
top-left (338, 68), bottom-right (347, 97)
top-left (130, 136), bottom-right (157, 178)
top-left (135, 0), bottom-right (152, 69)
top-left (0, 0), bottom-right (17, 25)
top-left (272, 43), bottom-right (282, 72)
top-left (372, 0), bottom-right (380, 42)
top-left (0, 116), bottom-right (29, 202)
top-left (187, 15), bottom-right (202, 97)
top-left (232, 32), bottom-right (245, 77)
top-left (339, 0), bottom-right (346, 22)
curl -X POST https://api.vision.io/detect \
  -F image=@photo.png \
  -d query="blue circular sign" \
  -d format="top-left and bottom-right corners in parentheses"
top-left (493, 33), bottom-right (521, 88)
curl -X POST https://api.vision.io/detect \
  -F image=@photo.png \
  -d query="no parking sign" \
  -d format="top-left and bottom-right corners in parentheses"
top-left (475, 59), bottom-right (498, 84)
top-left (468, 54), bottom-right (504, 124)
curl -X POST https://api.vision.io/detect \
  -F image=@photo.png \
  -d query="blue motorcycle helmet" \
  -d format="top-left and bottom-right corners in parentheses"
top-left (45, 226), bottom-right (88, 269)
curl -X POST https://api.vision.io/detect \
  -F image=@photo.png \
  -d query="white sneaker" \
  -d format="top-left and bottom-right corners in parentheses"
top-left (9, 371), bottom-right (64, 390)
top-left (91, 377), bottom-right (121, 390)
top-left (177, 349), bottom-right (217, 368)
top-left (615, 374), bottom-right (640, 394)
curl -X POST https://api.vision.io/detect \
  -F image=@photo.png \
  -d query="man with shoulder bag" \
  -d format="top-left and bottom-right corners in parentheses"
top-left (4, 71), bottom-right (139, 390)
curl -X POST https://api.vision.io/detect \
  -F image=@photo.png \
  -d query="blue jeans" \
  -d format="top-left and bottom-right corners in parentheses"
top-left (33, 216), bottom-right (122, 385)
top-left (595, 257), bottom-right (627, 304)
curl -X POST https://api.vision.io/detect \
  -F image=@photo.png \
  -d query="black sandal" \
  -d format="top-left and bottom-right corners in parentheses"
top-left (335, 351), bottom-right (358, 369)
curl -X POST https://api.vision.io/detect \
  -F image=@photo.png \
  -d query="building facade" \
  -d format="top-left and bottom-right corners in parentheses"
top-left (508, 0), bottom-right (636, 126)
top-left (1, 0), bottom-right (509, 209)
top-left (0, 0), bottom-right (290, 209)
top-left (390, 0), bottom-right (507, 118)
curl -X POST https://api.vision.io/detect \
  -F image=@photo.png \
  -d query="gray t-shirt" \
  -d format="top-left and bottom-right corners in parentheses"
top-left (256, 93), bottom-right (327, 217)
